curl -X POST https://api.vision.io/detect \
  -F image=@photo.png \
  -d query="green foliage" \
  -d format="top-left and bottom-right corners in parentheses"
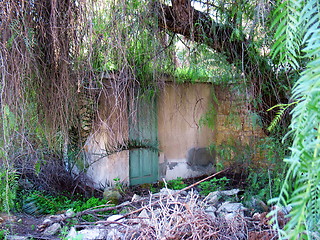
top-left (244, 169), bottom-right (284, 203)
top-left (174, 44), bottom-right (240, 84)
top-left (267, 101), bottom-right (300, 132)
top-left (20, 190), bottom-right (107, 216)
top-left (0, 105), bottom-right (19, 212)
top-left (198, 177), bottom-right (229, 196)
top-left (271, 0), bottom-right (319, 70)
top-left (95, 0), bottom-right (174, 94)
top-left (199, 91), bottom-right (218, 130)
top-left (74, 196), bottom-right (108, 213)
top-left (0, 168), bottom-right (18, 212)
top-left (113, 177), bottom-right (128, 195)
top-left (175, 67), bottom-right (210, 83)
top-left (269, 0), bottom-right (320, 238)
top-left (209, 140), bottom-right (254, 169)
top-left (0, 229), bottom-right (8, 240)
top-left (167, 177), bottom-right (187, 190)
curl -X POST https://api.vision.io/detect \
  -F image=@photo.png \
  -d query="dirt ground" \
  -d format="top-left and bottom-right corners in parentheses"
top-left (0, 213), bottom-right (51, 239)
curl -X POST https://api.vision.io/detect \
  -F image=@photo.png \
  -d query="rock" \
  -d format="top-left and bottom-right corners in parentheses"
top-left (217, 202), bottom-right (246, 220)
top-left (131, 194), bottom-right (142, 202)
top-left (42, 222), bottom-right (61, 236)
top-left (65, 209), bottom-right (75, 218)
top-left (103, 188), bottom-right (122, 204)
top-left (204, 191), bottom-right (220, 206)
top-left (217, 202), bottom-right (245, 213)
top-left (6, 236), bottom-right (29, 240)
top-left (107, 214), bottom-right (124, 227)
top-left (248, 197), bottom-right (269, 213)
top-left (66, 227), bottom-right (77, 239)
top-left (159, 188), bottom-right (177, 196)
top-left (77, 228), bottom-right (108, 240)
top-left (107, 228), bottom-right (123, 240)
top-left (275, 205), bottom-right (292, 214)
top-left (49, 214), bottom-right (65, 222)
top-left (205, 206), bottom-right (217, 219)
top-left (138, 209), bottom-right (149, 219)
top-left (138, 209), bottom-right (151, 224)
top-left (220, 189), bottom-right (240, 196)
top-left (282, 205), bottom-right (292, 214)
top-left (42, 218), bottom-right (53, 225)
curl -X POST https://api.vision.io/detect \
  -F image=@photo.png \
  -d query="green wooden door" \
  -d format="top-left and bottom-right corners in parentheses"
top-left (129, 97), bottom-right (158, 185)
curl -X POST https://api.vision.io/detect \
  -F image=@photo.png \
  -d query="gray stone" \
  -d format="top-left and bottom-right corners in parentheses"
top-left (205, 206), bottom-right (217, 219)
top-left (138, 209), bottom-right (149, 219)
top-left (77, 228), bottom-right (108, 240)
top-left (66, 227), bottom-right (77, 239)
top-left (246, 197), bottom-right (269, 213)
top-left (42, 223), bottom-right (61, 236)
top-left (103, 188), bottom-right (122, 204)
top-left (107, 214), bottom-right (124, 227)
top-left (217, 202), bottom-right (246, 220)
top-left (158, 188), bottom-right (177, 196)
top-left (204, 191), bottom-right (220, 205)
top-left (138, 209), bottom-right (151, 224)
top-left (107, 228), bottom-right (123, 240)
top-left (204, 189), bottom-right (241, 206)
top-left (131, 194), bottom-right (142, 202)
top-left (281, 205), bottom-right (292, 214)
top-left (42, 218), bottom-right (53, 225)
top-left (65, 209), bottom-right (75, 218)
top-left (6, 236), bottom-right (29, 240)
top-left (220, 189), bottom-right (240, 196)
top-left (272, 204), bottom-right (293, 214)
top-left (217, 202), bottom-right (245, 213)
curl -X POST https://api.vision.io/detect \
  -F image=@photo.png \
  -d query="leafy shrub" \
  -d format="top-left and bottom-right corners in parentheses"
top-left (167, 177), bottom-right (187, 190)
top-left (0, 229), bottom-right (7, 240)
top-left (199, 177), bottom-right (229, 196)
top-left (243, 168), bottom-right (284, 203)
top-left (0, 167), bottom-right (18, 212)
top-left (20, 190), bottom-right (107, 216)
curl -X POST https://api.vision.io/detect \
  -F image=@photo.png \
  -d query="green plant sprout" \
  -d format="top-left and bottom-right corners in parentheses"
top-left (198, 177), bottom-right (229, 196)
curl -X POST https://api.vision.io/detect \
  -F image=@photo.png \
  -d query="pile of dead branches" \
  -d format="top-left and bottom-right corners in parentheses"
top-left (125, 192), bottom-right (248, 240)
top-left (36, 171), bottom-right (280, 240)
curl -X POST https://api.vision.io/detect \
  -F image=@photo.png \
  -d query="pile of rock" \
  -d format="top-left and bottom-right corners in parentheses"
top-left (32, 187), bottom-right (287, 240)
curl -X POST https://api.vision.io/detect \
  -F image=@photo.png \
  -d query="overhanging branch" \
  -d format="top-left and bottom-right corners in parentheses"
top-left (153, 0), bottom-right (287, 131)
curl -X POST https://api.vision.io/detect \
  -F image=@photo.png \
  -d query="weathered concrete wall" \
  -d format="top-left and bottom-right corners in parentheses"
top-left (83, 81), bottom-right (130, 188)
top-left (158, 83), bottom-right (266, 180)
top-left (158, 83), bottom-right (216, 180)
top-left (84, 134), bottom-right (129, 188)
top-left (84, 81), bottom-right (266, 187)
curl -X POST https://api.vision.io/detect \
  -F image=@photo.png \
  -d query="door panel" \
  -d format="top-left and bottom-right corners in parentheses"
top-left (129, 96), bottom-right (158, 185)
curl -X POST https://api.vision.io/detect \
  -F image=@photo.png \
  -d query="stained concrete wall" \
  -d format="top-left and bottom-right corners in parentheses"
top-left (84, 134), bottom-right (129, 188)
top-left (158, 83), bottom-right (216, 180)
top-left (83, 81), bottom-right (266, 187)
top-left (158, 83), bottom-right (266, 180)
top-left (82, 81), bottom-right (130, 188)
